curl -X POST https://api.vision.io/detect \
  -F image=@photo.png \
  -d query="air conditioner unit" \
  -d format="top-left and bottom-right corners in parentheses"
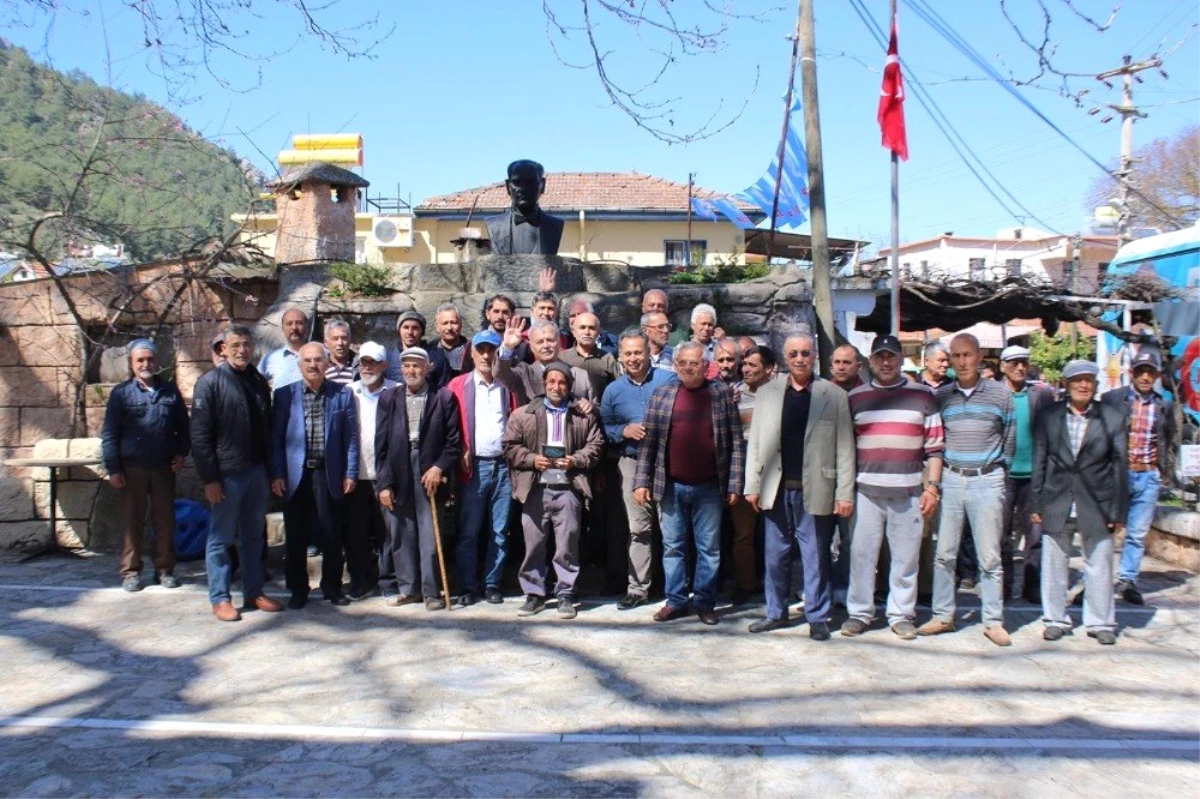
top-left (370, 215), bottom-right (414, 248)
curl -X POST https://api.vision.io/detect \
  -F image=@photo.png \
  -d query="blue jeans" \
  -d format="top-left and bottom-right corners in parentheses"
top-left (660, 479), bottom-right (723, 610)
top-left (205, 465), bottom-right (269, 605)
top-left (455, 458), bottom-right (513, 594)
top-left (1119, 469), bottom-right (1161, 585)
top-left (763, 487), bottom-right (834, 623)
top-left (932, 470), bottom-right (1006, 626)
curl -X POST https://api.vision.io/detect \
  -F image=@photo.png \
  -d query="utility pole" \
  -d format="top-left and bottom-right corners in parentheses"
top-left (798, 0), bottom-right (834, 374)
top-left (1096, 55), bottom-right (1161, 243)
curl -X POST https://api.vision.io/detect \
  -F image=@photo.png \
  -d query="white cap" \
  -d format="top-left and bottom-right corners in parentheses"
top-left (1000, 345), bottom-right (1030, 362)
top-left (358, 341), bottom-right (387, 363)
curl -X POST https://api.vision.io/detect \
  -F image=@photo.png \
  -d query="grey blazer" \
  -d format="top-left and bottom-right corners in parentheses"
top-left (744, 377), bottom-right (856, 515)
top-left (1030, 400), bottom-right (1128, 535)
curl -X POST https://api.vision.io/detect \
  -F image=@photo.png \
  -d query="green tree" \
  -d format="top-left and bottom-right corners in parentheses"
top-left (1028, 331), bottom-right (1095, 383)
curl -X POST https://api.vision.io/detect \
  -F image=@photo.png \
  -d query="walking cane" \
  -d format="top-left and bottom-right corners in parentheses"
top-left (427, 480), bottom-right (453, 610)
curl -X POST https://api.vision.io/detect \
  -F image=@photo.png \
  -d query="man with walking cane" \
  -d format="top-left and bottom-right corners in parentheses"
top-left (376, 347), bottom-right (462, 610)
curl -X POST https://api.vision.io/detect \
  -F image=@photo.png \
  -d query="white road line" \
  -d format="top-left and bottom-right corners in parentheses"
top-left (0, 714), bottom-right (1196, 752)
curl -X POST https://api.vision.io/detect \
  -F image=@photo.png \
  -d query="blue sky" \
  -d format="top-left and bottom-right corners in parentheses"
top-left (5, 0), bottom-right (1197, 250)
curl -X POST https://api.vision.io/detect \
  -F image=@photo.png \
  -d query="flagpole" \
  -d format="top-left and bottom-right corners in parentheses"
top-left (889, 0), bottom-right (901, 337)
top-left (686, 172), bottom-right (694, 268)
top-left (768, 0), bottom-right (803, 263)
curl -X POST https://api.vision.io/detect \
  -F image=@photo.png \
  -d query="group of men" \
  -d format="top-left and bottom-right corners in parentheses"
top-left (101, 285), bottom-right (1174, 644)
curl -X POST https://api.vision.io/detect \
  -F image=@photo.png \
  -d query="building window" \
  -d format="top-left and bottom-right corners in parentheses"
top-left (1005, 258), bottom-right (1022, 278)
top-left (968, 257), bottom-right (986, 281)
top-left (665, 240), bottom-right (707, 268)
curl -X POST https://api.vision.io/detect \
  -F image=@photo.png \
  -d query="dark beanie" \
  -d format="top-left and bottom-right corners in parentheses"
top-left (543, 361), bottom-right (574, 390)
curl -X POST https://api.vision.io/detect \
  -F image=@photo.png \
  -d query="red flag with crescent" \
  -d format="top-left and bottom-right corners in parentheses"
top-left (878, 19), bottom-right (908, 161)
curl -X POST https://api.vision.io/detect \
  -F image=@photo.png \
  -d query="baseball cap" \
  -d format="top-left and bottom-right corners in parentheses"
top-left (400, 346), bottom-right (429, 363)
top-left (472, 329), bottom-right (502, 348)
top-left (358, 341), bottom-right (387, 363)
top-left (1062, 360), bottom-right (1099, 380)
top-left (1000, 345), bottom-right (1030, 362)
top-left (870, 334), bottom-right (903, 355)
top-left (1130, 348), bottom-right (1162, 371)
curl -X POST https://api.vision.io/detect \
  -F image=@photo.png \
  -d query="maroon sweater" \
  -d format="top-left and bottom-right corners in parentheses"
top-left (667, 384), bottom-right (718, 484)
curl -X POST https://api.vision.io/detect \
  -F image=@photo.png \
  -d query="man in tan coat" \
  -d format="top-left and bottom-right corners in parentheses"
top-left (744, 333), bottom-right (856, 638)
top-left (504, 362), bottom-right (604, 619)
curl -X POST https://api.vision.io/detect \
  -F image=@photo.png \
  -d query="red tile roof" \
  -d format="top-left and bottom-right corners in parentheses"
top-left (417, 172), bottom-right (760, 214)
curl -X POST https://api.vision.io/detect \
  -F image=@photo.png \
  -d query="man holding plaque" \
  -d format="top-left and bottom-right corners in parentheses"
top-left (503, 362), bottom-right (604, 618)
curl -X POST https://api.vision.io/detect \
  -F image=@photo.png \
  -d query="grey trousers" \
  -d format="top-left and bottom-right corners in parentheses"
top-left (519, 485), bottom-right (582, 599)
top-left (1041, 525), bottom-right (1116, 633)
top-left (932, 470), bottom-right (1006, 627)
top-left (618, 457), bottom-right (657, 598)
top-left (847, 490), bottom-right (924, 626)
top-left (380, 448), bottom-right (439, 598)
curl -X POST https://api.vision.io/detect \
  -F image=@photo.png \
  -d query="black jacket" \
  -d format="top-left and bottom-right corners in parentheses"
top-left (190, 361), bottom-right (272, 484)
top-left (1100, 386), bottom-right (1176, 472)
top-left (1031, 400), bottom-right (1128, 535)
top-left (101, 377), bottom-right (190, 474)
top-left (375, 385), bottom-right (462, 506)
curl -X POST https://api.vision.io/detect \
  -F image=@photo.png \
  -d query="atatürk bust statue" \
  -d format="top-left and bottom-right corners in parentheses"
top-left (486, 159), bottom-right (564, 255)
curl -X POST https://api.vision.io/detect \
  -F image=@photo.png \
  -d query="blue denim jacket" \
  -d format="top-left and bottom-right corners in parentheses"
top-left (101, 378), bottom-right (191, 474)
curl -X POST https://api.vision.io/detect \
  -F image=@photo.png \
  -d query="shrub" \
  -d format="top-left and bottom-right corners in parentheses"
top-left (327, 262), bottom-right (392, 297)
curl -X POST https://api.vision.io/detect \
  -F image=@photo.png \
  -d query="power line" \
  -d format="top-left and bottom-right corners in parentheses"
top-left (904, 0), bottom-right (1188, 229)
top-left (847, 0), bottom-right (1064, 234)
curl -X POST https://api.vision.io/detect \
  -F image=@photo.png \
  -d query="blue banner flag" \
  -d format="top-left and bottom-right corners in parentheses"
top-left (738, 97), bottom-right (811, 227)
top-left (689, 196), bottom-right (720, 221)
top-left (711, 196), bottom-right (756, 230)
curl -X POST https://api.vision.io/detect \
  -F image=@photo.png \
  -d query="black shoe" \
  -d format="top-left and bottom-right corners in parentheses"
top-left (1023, 590), bottom-right (1041, 605)
top-left (328, 595), bottom-right (350, 607)
top-left (809, 621), bottom-right (831, 641)
top-left (121, 575), bottom-right (142, 593)
top-left (157, 572), bottom-right (180, 589)
top-left (748, 617), bottom-right (788, 634)
top-left (1043, 626), bottom-right (1066, 641)
top-left (287, 593), bottom-right (308, 609)
top-left (484, 587), bottom-right (504, 604)
top-left (454, 593), bottom-right (478, 607)
top-left (517, 595), bottom-right (546, 616)
top-left (1088, 628), bottom-right (1117, 645)
top-left (557, 596), bottom-right (577, 619)
top-left (425, 598), bottom-right (447, 611)
top-left (346, 586), bottom-right (377, 602)
top-left (617, 593), bottom-right (647, 611)
top-left (1116, 581), bottom-right (1144, 606)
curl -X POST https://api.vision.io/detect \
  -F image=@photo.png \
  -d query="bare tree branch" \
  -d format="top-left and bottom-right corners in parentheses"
top-left (542, 0), bottom-right (774, 144)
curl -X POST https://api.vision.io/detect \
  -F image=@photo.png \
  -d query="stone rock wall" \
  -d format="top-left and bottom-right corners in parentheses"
top-left (0, 255), bottom-right (816, 553)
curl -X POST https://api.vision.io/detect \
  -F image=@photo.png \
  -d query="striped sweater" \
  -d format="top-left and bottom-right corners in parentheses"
top-left (849, 378), bottom-right (945, 498)
top-left (935, 379), bottom-right (1015, 471)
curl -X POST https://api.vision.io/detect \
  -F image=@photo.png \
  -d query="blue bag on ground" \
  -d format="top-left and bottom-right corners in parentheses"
top-left (172, 499), bottom-right (210, 561)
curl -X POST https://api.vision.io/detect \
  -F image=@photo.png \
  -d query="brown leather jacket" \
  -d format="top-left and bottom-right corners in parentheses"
top-left (503, 398), bottom-right (604, 503)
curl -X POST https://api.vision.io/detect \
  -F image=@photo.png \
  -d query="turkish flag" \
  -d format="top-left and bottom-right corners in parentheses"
top-left (878, 20), bottom-right (908, 161)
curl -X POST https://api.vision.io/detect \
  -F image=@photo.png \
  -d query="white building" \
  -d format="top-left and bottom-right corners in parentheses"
top-left (874, 227), bottom-right (1120, 295)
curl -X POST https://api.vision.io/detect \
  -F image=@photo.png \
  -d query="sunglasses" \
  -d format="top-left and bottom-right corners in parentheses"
top-left (787, 349), bottom-right (813, 359)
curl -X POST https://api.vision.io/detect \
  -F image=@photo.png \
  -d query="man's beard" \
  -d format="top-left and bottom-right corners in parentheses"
top-left (135, 368), bottom-right (156, 380)
top-left (361, 371), bottom-right (382, 387)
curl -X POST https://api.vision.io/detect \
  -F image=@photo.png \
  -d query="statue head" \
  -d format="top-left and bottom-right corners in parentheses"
top-left (505, 159), bottom-right (546, 215)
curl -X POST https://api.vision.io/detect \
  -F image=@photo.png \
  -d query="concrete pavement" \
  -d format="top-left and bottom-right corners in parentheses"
top-left (0, 552), bottom-right (1196, 796)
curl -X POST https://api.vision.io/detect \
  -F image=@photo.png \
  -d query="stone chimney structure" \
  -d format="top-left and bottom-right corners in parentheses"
top-left (269, 162), bottom-right (369, 265)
